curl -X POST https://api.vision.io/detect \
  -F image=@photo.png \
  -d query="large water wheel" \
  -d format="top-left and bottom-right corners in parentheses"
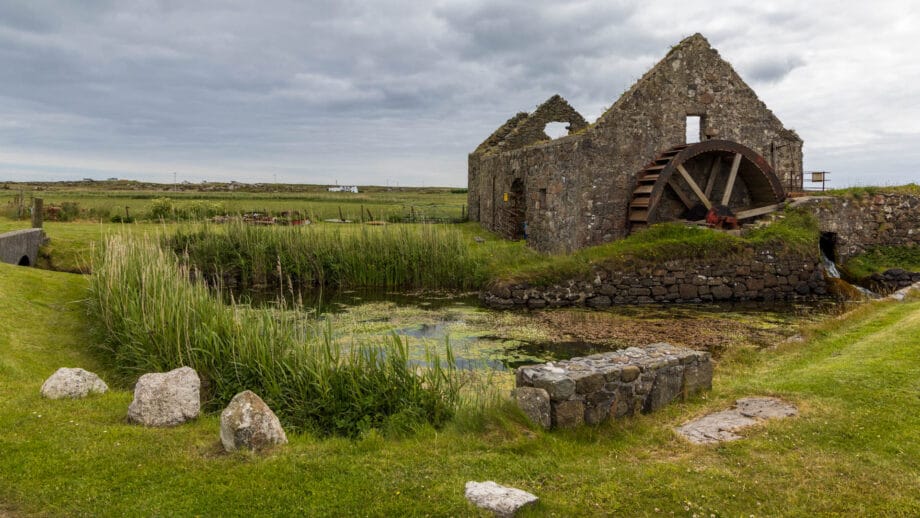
top-left (628, 140), bottom-right (785, 233)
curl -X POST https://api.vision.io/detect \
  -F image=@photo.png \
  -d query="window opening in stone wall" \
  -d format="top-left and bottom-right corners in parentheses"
top-left (685, 116), bottom-right (701, 143)
top-left (538, 188), bottom-right (547, 209)
top-left (544, 122), bottom-right (569, 140)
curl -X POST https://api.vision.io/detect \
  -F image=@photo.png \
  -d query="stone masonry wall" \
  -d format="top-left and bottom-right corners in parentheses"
top-left (516, 343), bottom-right (712, 428)
top-left (482, 248), bottom-right (825, 309)
top-left (0, 228), bottom-right (43, 266)
top-left (796, 194), bottom-right (920, 262)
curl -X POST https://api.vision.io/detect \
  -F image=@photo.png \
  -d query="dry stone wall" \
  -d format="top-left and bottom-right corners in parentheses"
top-left (516, 343), bottom-right (712, 428)
top-left (483, 248), bottom-right (825, 309)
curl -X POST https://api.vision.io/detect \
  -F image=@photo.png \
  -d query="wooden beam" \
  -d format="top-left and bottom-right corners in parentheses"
top-left (734, 203), bottom-right (784, 220)
top-left (676, 164), bottom-right (712, 209)
top-left (721, 153), bottom-right (743, 206)
top-left (704, 156), bottom-right (721, 198)
top-left (667, 177), bottom-right (694, 208)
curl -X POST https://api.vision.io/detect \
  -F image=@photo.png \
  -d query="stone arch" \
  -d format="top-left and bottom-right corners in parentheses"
top-left (18, 255), bottom-right (30, 266)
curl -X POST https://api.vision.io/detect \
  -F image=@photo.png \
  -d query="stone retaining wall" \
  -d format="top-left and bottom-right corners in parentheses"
top-left (515, 343), bottom-right (712, 428)
top-left (483, 248), bottom-right (825, 309)
top-left (798, 194), bottom-right (920, 261)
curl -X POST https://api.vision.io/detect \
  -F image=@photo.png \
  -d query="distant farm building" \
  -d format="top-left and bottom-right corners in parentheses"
top-left (328, 185), bottom-right (359, 193)
top-left (468, 33), bottom-right (803, 253)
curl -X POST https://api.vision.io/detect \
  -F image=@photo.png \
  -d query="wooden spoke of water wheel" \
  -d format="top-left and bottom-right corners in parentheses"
top-left (628, 140), bottom-right (786, 233)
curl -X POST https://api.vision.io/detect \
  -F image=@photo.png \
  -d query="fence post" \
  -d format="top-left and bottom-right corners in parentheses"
top-left (31, 198), bottom-right (43, 228)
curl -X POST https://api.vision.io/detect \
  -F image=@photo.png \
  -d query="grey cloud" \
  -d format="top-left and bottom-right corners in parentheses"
top-left (743, 55), bottom-right (806, 84)
top-left (0, 1), bottom-right (916, 187)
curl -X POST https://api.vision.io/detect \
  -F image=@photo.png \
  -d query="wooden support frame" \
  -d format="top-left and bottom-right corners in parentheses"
top-left (676, 164), bottom-right (712, 209)
top-left (703, 156), bottom-right (721, 198)
top-left (720, 153), bottom-right (743, 206)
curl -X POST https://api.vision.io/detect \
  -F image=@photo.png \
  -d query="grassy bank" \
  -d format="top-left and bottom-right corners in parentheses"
top-left (89, 235), bottom-right (461, 437)
top-left (825, 182), bottom-right (920, 198)
top-left (491, 208), bottom-right (820, 286)
top-left (2, 264), bottom-right (919, 515)
top-left (843, 245), bottom-right (920, 279)
top-left (4, 207), bottom-right (820, 294)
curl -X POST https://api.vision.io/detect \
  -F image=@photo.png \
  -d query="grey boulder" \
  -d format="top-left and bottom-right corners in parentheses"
top-left (40, 367), bottom-right (108, 399)
top-left (220, 390), bottom-right (287, 452)
top-left (127, 366), bottom-right (200, 427)
top-left (465, 481), bottom-right (538, 517)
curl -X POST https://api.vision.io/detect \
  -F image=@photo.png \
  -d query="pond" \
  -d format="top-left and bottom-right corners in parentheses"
top-left (228, 287), bottom-right (839, 371)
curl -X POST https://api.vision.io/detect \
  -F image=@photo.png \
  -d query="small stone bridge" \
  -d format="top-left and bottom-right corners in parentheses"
top-left (0, 229), bottom-right (44, 267)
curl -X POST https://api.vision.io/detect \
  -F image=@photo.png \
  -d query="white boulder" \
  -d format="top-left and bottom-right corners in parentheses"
top-left (465, 481), bottom-right (538, 517)
top-left (127, 366), bottom-right (200, 427)
top-left (40, 367), bottom-right (108, 399)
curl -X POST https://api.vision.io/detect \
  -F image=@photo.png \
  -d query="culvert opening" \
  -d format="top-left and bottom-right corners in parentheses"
top-left (17, 255), bottom-right (31, 266)
top-left (820, 232), bottom-right (837, 263)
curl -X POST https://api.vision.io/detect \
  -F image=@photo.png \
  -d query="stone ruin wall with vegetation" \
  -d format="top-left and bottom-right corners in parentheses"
top-left (800, 194), bottom-right (920, 262)
top-left (482, 247), bottom-right (825, 309)
top-left (469, 34), bottom-right (803, 254)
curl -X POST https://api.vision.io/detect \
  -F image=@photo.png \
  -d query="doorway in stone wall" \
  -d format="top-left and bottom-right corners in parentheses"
top-left (501, 178), bottom-right (527, 240)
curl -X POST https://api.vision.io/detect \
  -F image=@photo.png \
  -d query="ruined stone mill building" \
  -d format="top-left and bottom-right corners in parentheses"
top-left (468, 34), bottom-right (803, 253)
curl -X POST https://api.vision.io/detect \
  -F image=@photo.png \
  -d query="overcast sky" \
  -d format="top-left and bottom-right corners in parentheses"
top-left (1, 1), bottom-right (918, 187)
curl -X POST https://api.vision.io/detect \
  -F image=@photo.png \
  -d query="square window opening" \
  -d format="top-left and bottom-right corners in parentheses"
top-left (685, 115), bottom-right (701, 144)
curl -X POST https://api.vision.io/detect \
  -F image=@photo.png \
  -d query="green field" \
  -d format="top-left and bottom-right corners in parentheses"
top-left (1, 181), bottom-right (469, 223)
top-left (2, 183), bottom-right (920, 515)
top-left (2, 263), bottom-right (919, 515)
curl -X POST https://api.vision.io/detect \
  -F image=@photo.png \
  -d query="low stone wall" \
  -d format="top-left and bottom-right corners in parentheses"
top-left (515, 343), bottom-right (711, 428)
top-left (798, 194), bottom-right (920, 261)
top-left (0, 228), bottom-right (43, 266)
top-left (483, 249), bottom-right (826, 309)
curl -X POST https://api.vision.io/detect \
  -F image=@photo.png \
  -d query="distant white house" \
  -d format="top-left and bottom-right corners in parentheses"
top-left (328, 185), bottom-right (359, 193)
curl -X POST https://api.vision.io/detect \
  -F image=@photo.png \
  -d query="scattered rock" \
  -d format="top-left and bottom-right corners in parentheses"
top-left (127, 366), bottom-right (200, 427)
top-left (676, 396), bottom-right (797, 444)
top-left (220, 390), bottom-right (287, 452)
top-left (40, 367), bottom-right (108, 399)
top-left (464, 481), bottom-right (538, 517)
top-left (736, 396), bottom-right (798, 419)
top-left (886, 280), bottom-right (920, 301)
top-left (511, 387), bottom-right (551, 429)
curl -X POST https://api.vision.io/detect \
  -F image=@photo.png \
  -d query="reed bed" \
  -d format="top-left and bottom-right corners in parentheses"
top-left (88, 234), bottom-right (461, 436)
top-left (166, 222), bottom-right (484, 290)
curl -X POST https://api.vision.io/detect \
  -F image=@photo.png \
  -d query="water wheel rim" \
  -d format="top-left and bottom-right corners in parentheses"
top-left (629, 140), bottom-right (786, 230)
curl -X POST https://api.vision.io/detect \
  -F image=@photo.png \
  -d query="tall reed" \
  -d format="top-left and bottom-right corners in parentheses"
top-left (88, 234), bottom-right (461, 436)
top-left (166, 222), bottom-right (483, 290)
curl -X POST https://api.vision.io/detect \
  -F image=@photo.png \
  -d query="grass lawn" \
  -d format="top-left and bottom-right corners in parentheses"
top-left (1, 264), bottom-right (919, 516)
